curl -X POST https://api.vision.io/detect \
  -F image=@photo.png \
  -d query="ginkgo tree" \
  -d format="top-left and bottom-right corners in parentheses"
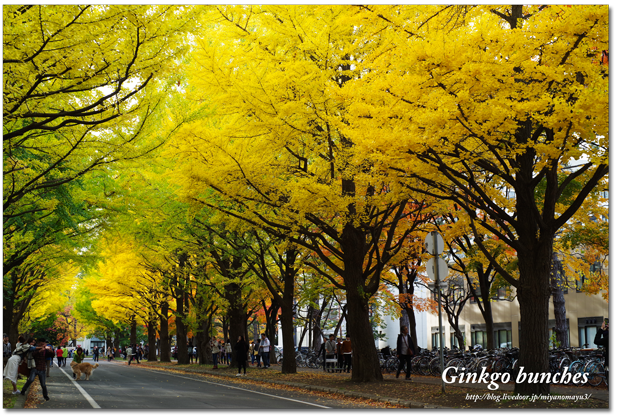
top-left (168, 4), bottom-right (434, 382)
top-left (336, 5), bottom-right (608, 395)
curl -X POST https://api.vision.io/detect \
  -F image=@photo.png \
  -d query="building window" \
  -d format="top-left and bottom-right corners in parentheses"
top-left (471, 331), bottom-right (487, 348)
top-left (494, 329), bottom-right (512, 348)
top-left (578, 317), bottom-right (603, 348)
top-left (579, 326), bottom-right (599, 348)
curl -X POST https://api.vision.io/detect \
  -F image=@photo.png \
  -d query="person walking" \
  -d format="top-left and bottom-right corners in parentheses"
top-left (336, 337), bottom-right (343, 372)
top-left (259, 333), bottom-right (271, 368)
top-left (219, 341), bottom-right (225, 364)
top-left (318, 337), bottom-right (327, 371)
top-left (92, 346), bottom-right (99, 362)
top-left (106, 346), bottom-right (113, 361)
top-left (3, 336), bottom-right (28, 394)
top-left (62, 345), bottom-right (68, 366)
top-left (3, 334), bottom-right (11, 368)
top-left (342, 335), bottom-right (352, 373)
top-left (254, 340), bottom-right (262, 367)
top-left (126, 345), bottom-right (133, 365)
top-left (20, 337), bottom-right (51, 401)
top-left (395, 325), bottom-right (415, 380)
top-left (225, 339), bottom-right (232, 365)
top-left (72, 347), bottom-right (85, 378)
top-left (188, 341), bottom-right (195, 364)
top-left (44, 342), bottom-right (55, 376)
top-left (325, 334), bottom-right (337, 373)
top-left (234, 336), bottom-right (249, 376)
top-left (594, 319), bottom-right (609, 378)
top-left (56, 346), bottom-right (64, 367)
top-left (210, 337), bottom-right (219, 369)
top-left (249, 341), bottom-right (255, 365)
top-left (130, 344), bottom-right (140, 365)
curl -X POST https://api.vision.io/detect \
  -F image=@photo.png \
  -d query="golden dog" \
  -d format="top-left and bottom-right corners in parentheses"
top-left (70, 361), bottom-right (99, 381)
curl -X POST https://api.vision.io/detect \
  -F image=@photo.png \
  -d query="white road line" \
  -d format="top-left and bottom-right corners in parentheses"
top-left (57, 364), bottom-right (101, 408)
top-left (107, 361), bottom-right (331, 409)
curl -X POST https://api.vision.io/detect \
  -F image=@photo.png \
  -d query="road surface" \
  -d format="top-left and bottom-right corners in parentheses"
top-left (35, 359), bottom-right (373, 409)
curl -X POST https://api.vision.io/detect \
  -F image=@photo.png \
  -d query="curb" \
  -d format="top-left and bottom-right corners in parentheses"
top-left (12, 393), bottom-right (26, 409)
top-left (127, 362), bottom-right (449, 409)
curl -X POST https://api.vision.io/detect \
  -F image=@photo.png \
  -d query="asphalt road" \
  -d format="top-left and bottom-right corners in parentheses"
top-left (34, 359), bottom-right (370, 409)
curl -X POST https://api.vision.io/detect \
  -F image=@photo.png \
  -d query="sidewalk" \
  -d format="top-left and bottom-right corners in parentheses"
top-left (119, 359), bottom-right (609, 408)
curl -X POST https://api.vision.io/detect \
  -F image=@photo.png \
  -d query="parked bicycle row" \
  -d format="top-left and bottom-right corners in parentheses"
top-left (377, 346), bottom-right (608, 388)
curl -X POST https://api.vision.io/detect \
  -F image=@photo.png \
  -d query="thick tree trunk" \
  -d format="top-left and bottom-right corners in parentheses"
top-left (228, 304), bottom-right (247, 369)
top-left (346, 287), bottom-right (382, 381)
top-left (482, 299), bottom-right (495, 350)
top-left (280, 302), bottom-right (297, 373)
top-left (147, 320), bottom-right (157, 361)
top-left (160, 302), bottom-right (171, 362)
top-left (175, 313), bottom-right (189, 364)
top-left (196, 315), bottom-right (211, 365)
top-left (514, 247), bottom-right (552, 395)
top-left (342, 223), bottom-right (383, 382)
top-left (130, 319), bottom-right (137, 346)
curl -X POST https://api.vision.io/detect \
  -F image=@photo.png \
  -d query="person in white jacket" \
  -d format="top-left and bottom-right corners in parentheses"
top-left (259, 334), bottom-right (270, 368)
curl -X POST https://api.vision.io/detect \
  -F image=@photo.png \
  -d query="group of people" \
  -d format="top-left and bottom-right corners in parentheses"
top-left (208, 333), bottom-right (271, 376)
top-left (316, 334), bottom-right (353, 373)
top-left (124, 344), bottom-right (146, 365)
top-left (205, 338), bottom-right (233, 365)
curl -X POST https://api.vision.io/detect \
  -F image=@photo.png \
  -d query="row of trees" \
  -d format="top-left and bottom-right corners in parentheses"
top-left (4, 5), bottom-right (607, 396)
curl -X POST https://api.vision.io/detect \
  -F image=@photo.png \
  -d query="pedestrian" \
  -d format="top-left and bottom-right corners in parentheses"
top-left (594, 318), bottom-right (612, 391)
top-left (44, 342), bottom-right (55, 376)
top-left (210, 337), bottom-right (219, 369)
top-left (3, 335), bottom-right (28, 394)
top-left (20, 337), bottom-right (51, 401)
top-left (318, 337), bottom-right (327, 371)
top-left (93, 346), bottom-right (99, 362)
top-left (225, 339), bottom-right (232, 365)
top-left (249, 341), bottom-right (255, 365)
top-left (56, 346), bottom-right (64, 367)
top-left (336, 337), bottom-right (343, 371)
top-left (107, 346), bottom-right (113, 361)
top-left (3, 334), bottom-right (11, 368)
top-left (72, 347), bottom-right (84, 379)
top-left (234, 335), bottom-right (249, 377)
top-left (325, 334), bottom-right (337, 373)
top-left (254, 340), bottom-right (262, 367)
top-left (188, 341), bottom-right (195, 364)
top-left (131, 344), bottom-right (140, 365)
top-left (62, 345), bottom-right (68, 366)
top-left (342, 335), bottom-right (352, 373)
top-left (395, 325), bottom-right (415, 380)
top-left (259, 333), bottom-right (271, 368)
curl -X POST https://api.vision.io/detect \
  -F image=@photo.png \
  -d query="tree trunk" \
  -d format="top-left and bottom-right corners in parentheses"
top-left (297, 322), bottom-right (308, 350)
top-left (404, 308), bottom-right (418, 352)
top-left (514, 247), bottom-right (552, 395)
top-left (342, 222), bottom-right (383, 382)
top-left (147, 319), bottom-right (157, 361)
top-left (175, 313), bottom-right (189, 364)
top-left (280, 302), bottom-right (297, 373)
top-left (130, 319), bottom-right (137, 346)
top-left (160, 302), bottom-right (171, 362)
top-left (228, 304), bottom-right (247, 369)
top-left (551, 253), bottom-right (569, 348)
top-left (346, 287), bottom-right (382, 382)
top-left (482, 299), bottom-right (495, 350)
